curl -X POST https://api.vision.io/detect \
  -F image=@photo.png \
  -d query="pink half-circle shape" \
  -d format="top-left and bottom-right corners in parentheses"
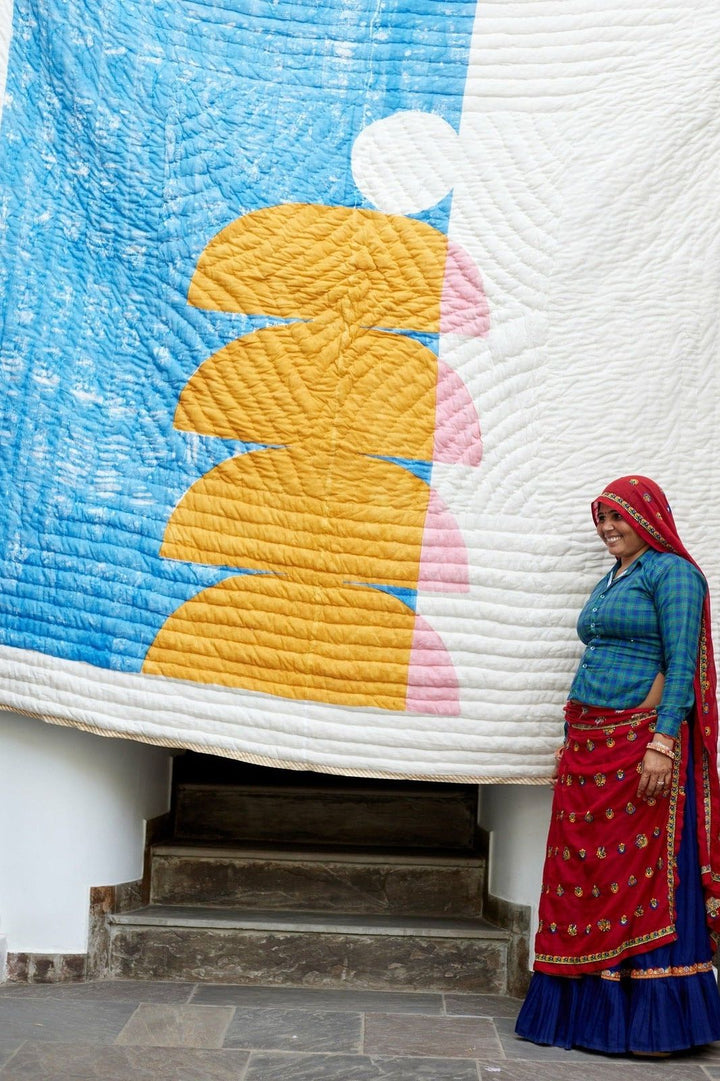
top-left (434, 360), bottom-right (482, 466)
top-left (441, 240), bottom-right (490, 337)
top-left (419, 489), bottom-right (469, 593)
top-left (406, 614), bottom-right (460, 715)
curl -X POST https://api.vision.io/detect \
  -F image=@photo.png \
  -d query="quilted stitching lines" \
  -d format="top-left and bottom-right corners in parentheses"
top-left (144, 203), bottom-right (486, 714)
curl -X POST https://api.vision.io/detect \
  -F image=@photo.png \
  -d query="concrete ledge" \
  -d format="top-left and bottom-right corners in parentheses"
top-left (110, 905), bottom-right (509, 939)
top-left (476, 827), bottom-right (531, 997)
top-left (108, 920), bottom-right (509, 992)
top-left (5, 951), bottom-right (86, 984)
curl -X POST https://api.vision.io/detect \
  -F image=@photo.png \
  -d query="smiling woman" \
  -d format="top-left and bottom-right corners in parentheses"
top-left (595, 507), bottom-right (650, 572)
top-left (515, 475), bottom-right (720, 1056)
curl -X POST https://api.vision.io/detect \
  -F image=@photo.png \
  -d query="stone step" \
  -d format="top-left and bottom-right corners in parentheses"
top-left (149, 843), bottom-right (485, 917)
top-left (108, 905), bottom-right (509, 993)
top-left (173, 783), bottom-right (478, 849)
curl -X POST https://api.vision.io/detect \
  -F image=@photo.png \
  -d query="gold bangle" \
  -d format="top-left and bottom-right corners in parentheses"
top-left (647, 741), bottom-right (675, 759)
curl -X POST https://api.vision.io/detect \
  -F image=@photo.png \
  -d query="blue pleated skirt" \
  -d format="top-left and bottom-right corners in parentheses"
top-left (515, 739), bottom-right (720, 1054)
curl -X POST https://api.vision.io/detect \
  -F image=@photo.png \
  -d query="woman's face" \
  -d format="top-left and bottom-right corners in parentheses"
top-left (595, 505), bottom-right (650, 568)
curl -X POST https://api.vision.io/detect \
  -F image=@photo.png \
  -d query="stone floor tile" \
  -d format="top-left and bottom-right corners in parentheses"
top-left (493, 1017), bottom-right (597, 1062)
top-left (444, 994), bottom-right (523, 1019)
top-left (477, 1061), bottom-right (711, 1080)
top-left (690, 1043), bottom-right (720, 1062)
top-left (0, 1042), bottom-right (250, 1080)
top-left (0, 980), bottom-right (196, 1003)
top-left (497, 1016), bottom-right (719, 1068)
top-left (0, 1000), bottom-right (136, 1044)
top-left (192, 984), bottom-right (444, 1013)
top-left (115, 1003), bottom-right (235, 1048)
top-left (363, 1013), bottom-right (501, 1059)
top-left (498, 1032), bottom-right (605, 1063)
top-left (479, 1069), bottom-right (590, 1081)
top-left (244, 1051), bottom-right (480, 1080)
top-left (0, 1045), bottom-right (22, 1070)
top-left (224, 1006), bottom-right (362, 1052)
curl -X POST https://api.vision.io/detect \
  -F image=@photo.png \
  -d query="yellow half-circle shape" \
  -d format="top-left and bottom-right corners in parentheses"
top-left (175, 321), bottom-right (437, 460)
top-left (189, 204), bottom-right (447, 332)
top-left (143, 576), bottom-right (416, 711)
top-left (161, 447), bottom-right (430, 589)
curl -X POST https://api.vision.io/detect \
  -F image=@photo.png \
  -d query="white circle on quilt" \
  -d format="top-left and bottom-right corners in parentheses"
top-left (351, 111), bottom-right (459, 214)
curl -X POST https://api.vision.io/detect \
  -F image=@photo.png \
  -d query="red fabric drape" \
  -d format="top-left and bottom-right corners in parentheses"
top-left (535, 703), bottom-right (686, 974)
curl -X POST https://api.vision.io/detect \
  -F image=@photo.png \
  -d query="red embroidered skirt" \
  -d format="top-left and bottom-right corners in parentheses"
top-left (533, 702), bottom-right (687, 976)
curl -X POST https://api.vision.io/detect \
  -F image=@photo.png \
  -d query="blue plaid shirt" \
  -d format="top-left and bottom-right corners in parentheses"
top-left (568, 548), bottom-right (705, 737)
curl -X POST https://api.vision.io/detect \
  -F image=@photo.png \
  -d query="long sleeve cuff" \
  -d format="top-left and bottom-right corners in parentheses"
top-left (654, 709), bottom-right (685, 739)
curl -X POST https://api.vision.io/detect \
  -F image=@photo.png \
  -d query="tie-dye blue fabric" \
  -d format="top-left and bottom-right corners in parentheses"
top-left (0, 0), bottom-right (477, 672)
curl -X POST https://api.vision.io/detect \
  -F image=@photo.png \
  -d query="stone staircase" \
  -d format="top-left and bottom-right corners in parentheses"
top-left (105, 756), bottom-right (517, 993)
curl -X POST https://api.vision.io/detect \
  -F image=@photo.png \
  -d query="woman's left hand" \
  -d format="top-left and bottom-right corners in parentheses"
top-left (637, 739), bottom-right (674, 802)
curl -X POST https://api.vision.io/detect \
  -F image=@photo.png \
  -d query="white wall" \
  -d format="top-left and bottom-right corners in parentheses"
top-left (480, 783), bottom-right (553, 962)
top-left (0, 711), bottom-right (171, 957)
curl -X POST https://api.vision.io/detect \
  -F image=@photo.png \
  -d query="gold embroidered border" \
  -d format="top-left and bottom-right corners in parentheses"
top-left (571, 710), bottom-right (657, 733)
top-left (534, 924), bottom-right (676, 969)
top-left (699, 619), bottom-right (710, 698)
top-left (664, 726), bottom-right (683, 925)
top-left (600, 961), bottom-right (714, 981)
top-left (703, 749), bottom-right (714, 869)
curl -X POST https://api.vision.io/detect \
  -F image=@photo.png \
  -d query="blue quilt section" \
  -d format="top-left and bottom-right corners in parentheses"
top-left (0, 0), bottom-right (477, 672)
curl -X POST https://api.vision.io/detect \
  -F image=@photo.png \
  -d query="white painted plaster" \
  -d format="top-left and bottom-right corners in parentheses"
top-left (480, 783), bottom-right (554, 964)
top-left (0, 711), bottom-right (171, 955)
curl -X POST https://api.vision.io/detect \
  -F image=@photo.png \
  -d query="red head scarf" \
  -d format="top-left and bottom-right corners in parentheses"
top-left (593, 475), bottom-right (695, 564)
top-left (593, 474), bottom-right (720, 942)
